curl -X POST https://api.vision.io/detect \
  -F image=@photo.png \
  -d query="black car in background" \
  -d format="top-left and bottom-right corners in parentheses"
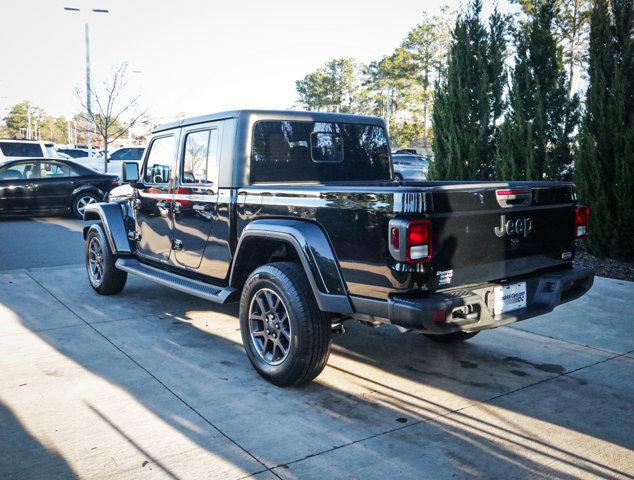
top-left (0, 158), bottom-right (119, 218)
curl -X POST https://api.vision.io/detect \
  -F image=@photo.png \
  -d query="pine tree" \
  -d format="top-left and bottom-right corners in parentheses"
top-left (431, 1), bottom-right (507, 180)
top-left (575, 0), bottom-right (634, 259)
top-left (498, 1), bottom-right (578, 181)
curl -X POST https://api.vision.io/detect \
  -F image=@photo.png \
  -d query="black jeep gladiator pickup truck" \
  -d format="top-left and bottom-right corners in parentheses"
top-left (83, 110), bottom-right (594, 386)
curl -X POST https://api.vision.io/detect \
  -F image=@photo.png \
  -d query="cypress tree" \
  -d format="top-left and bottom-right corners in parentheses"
top-left (432, 0), bottom-right (506, 180)
top-left (498, 1), bottom-right (578, 181)
top-left (575, 0), bottom-right (634, 259)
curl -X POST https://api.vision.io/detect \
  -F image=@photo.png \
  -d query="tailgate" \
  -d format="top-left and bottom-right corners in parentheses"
top-left (427, 184), bottom-right (576, 289)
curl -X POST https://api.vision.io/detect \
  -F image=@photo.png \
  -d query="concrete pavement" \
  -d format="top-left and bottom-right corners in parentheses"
top-left (0, 217), bottom-right (89, 271)
top-left (1, 261), bottom-right (633, 479)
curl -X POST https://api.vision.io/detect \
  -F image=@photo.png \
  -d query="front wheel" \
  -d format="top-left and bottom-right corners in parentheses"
top-left (73, 192), bottom-right (101, 219)
top-left (239, 262), bottom-right (331, 387)
top-left (423, 331), bottom-right (479, 343)
top-left (85, 223), bottom-right (127, 295)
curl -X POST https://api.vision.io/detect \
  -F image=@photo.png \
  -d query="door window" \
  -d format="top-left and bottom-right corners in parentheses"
top-left (181, 128), bottom-right (219, 184)
top-left (110, 148), bottom-right (130, 160)
top-left (144, 135), bottom-right (175, 184)
top-left (0, 161), bottom-right (39, 180)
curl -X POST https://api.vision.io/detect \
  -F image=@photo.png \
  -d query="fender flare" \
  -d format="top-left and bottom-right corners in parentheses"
top-left (71, 186), bottom-right (107, 203)
top-left (82, 203), bottom-right (132, 255)
top-left (230, 219), bottom-right (353, 314)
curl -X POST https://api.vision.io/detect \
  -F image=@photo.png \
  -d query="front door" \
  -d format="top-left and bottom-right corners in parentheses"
top-left (171, 125), bottom-right (221, 269)
top-left (0, 160), bottom-right (39, 213)
top-left (135, 133), bottom-right (178, 262)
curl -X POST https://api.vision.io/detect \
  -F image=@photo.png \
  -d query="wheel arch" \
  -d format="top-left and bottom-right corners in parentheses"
top-left (71, 185), bottom-right (106, 202)
top-left (230, 219), bottom-right (352, 314)
top-left (82, 203), bottom-right (132, 255)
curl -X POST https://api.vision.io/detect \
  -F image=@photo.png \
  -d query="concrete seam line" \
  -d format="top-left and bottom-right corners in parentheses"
top-left (272, 350), bottom-right (632, 471)
top-left (24, 272), bottom-right (281, 479)
top-left (507, 325), bottom-right (620, 355)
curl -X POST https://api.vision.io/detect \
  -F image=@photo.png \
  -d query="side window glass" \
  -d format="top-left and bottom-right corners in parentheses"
top-left (131, 148), bottom-right (144, 160)
top-left (40, 161), bottom-right (78, 178)
top-left (144, 136), bottom-right (175, 184)
top-left (0, 161), bottom-right (39, 180)
top-left (181, 128), bottom-right (219, 184)
top-left (110, 149), bottom-right (125, 160)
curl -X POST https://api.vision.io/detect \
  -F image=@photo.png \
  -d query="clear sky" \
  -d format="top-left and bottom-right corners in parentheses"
top-left (0, 0), bottom-right (510, 123)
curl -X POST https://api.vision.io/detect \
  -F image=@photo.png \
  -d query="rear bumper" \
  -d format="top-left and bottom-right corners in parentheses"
top-left (351, 266), bottom-right (594, 334)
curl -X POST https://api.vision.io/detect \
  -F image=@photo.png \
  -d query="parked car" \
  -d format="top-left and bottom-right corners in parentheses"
top-left (81, 109), bottom-right (594, 387)
top-left (0, 158), bottom-right (119, 218)
top-left (56, 151), bottom-right (74, 160)
top-left (392, 153), bottom-right (429, 182)
top-left (57, 148), bottom-right (102, 171)
top-left (393, 148), bottom-right (418, 155)
top-left (101, 147), bottom-right (145, 173)
top-left (0, 139), bottom-right (59, 160)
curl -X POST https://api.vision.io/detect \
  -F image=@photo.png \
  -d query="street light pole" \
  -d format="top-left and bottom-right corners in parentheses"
top-left (64, 6), bottom-right (109, 166)
top-left (84, 21), bottom-right (92, 159)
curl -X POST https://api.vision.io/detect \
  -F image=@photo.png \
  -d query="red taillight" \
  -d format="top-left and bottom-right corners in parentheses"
top-left (406, 220), bottom-right (432, 263)
top-left (496, 189), bottom-right (530, 196)
top-left (575, 205), bottom-right (590, 239)
top-left (111, 179), bottom-right (120, 186)
top-left (432, 308), bottom-right (446, 323)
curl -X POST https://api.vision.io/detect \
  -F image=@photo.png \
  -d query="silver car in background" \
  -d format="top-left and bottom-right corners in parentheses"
top-left (392, 153), bottom-right (429, 182)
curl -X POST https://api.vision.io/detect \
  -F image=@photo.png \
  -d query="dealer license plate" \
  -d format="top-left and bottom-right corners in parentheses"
top-left (493, 282), bottom-right (527, 315)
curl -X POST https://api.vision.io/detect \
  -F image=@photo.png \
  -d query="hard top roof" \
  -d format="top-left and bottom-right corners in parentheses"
top-left (153, 109), bottom-right (386, 133)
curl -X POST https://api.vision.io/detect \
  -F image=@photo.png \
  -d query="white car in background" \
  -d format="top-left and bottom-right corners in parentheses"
top-left (56, 148), bottom-right (102, 171)
top-left (0, 139), bottom-right (59, 160)
top-left (99, 146), bottom-right (145, 173)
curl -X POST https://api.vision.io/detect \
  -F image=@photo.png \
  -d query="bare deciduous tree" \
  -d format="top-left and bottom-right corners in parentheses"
top-left (75, 63), bottom-right (148, 172)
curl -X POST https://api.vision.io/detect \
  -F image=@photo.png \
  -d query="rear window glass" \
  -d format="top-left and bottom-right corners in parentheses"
top-left (0, 142), bottom-right (43, 157)
top-left (251, 121), bottom-right (390, 183)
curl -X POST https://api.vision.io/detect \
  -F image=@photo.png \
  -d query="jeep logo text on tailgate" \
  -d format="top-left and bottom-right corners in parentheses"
top-left (494, 215), bottom-right (533, 238)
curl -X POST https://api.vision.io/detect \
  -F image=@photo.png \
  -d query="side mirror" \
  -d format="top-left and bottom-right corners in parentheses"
top-left (121, 162), bottom-right (140, 183)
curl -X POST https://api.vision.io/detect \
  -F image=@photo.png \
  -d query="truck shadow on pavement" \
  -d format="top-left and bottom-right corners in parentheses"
top-left (0, 399), bottom-right (78, 479)
top-left (3, 269), bottom-right (633, 479)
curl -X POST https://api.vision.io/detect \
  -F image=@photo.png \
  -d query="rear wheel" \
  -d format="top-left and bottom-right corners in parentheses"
top-left (73, 192), bottom-right (100, 219)
top-left (85, 223), bottom-right (127, 295)
top-left (424, 331), bottom-right (479, 343)
top-left (239, 262), bottom-right (331, 387)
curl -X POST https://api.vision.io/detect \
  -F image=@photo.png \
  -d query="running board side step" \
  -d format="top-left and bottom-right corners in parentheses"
top-left (115, 258), bottom-right (237, 304)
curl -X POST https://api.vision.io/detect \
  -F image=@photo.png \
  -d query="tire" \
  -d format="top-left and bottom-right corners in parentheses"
top-left (239, 262), bottom-right (332, 387)
top-left (85, 223), bottom-right (127, 295)
top-left (73, 192), bottom-right (101, 219)
top-left (423, 331), bottom-right (479, 343)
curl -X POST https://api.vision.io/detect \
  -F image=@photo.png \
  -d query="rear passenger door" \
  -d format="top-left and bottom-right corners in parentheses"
top-left (171, 124), bottom-right (221, 269)
top-left (35, 160), bottom-right (80, 210)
